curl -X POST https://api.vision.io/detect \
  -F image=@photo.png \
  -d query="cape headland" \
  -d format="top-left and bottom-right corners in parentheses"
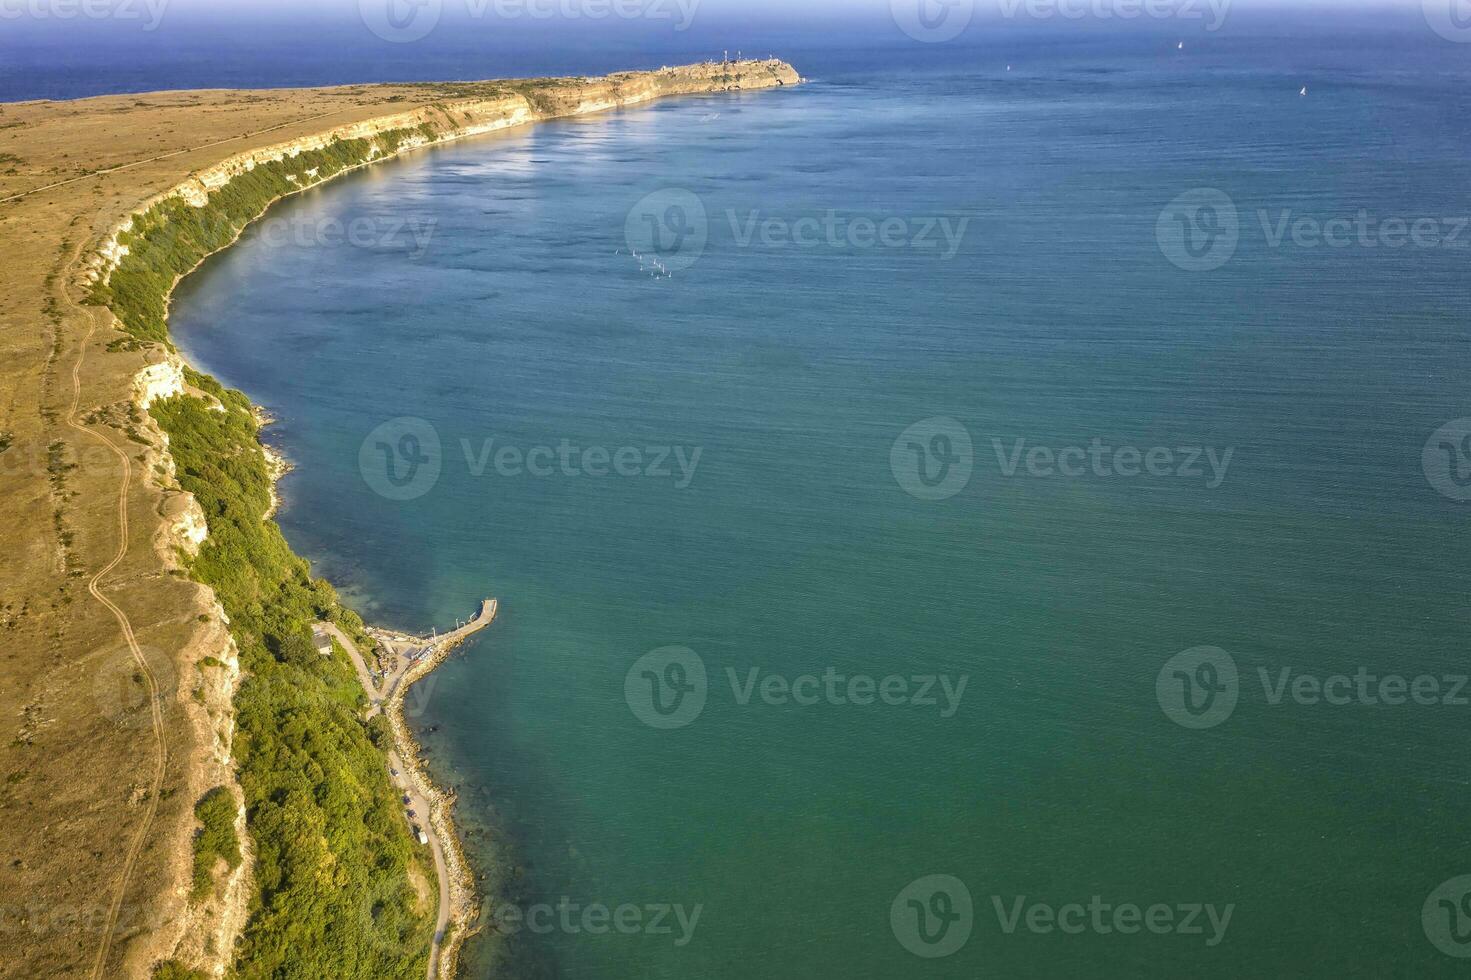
top-left (0, 58), bottom-right (799, 980)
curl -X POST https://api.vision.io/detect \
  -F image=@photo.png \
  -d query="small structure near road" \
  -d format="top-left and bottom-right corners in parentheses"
top-left (311, 624), bottom-right (333, 657)
top-left (366, 599), bottom-right (498, 672)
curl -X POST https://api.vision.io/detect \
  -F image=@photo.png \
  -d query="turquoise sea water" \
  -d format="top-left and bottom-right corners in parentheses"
top-left (170, 37), bottom-right (1471, 978)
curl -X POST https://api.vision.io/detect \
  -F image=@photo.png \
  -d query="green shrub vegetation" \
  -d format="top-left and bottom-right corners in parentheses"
top-left (89, 129), bottom-right (428, 344)
top-left (153, 962), bottom-right (209, 980)
top-left (98, 130), bottom-right (437, 978)
top-left (151, 372), bottom-right (431, 980)
top-left (191, 786), bottom-right (242, 900)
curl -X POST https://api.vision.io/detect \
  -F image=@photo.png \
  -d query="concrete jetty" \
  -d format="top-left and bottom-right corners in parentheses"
top-left (321, 599), bottom-right (499, 980)
top-left (430, 598), bottom-right (498, 652)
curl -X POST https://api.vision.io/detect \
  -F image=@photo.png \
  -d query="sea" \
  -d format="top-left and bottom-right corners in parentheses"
top-left (30, 10), bottom-right (1471, 978)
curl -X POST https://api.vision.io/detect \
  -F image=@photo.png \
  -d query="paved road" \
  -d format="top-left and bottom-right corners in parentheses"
top-left (325, 602), bottom-right (497, 978)
top-left (327, 598), bottom-right (496, 718)
top-left (324, 622), bottom-right (455, 979)
top-left (323, 618), bottom-right (479, 977)
top-left (387, 747), bottom-right (453, 980)
top-left (324, 622), bottom-right (386, 716)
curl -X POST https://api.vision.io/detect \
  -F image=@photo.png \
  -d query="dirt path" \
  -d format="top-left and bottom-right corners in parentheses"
top-left (64, 308), bottom-right (170, 980)
top-left (2, 61), bottom-right (792, 978)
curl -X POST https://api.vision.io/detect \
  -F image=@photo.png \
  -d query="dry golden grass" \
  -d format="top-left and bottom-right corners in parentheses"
top-left (0, 61), bottom-right (797, 979)
top-left (0, 80), bottom-right (493, 980)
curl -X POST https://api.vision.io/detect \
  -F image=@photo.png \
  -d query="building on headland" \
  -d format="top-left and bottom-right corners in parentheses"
top-left (311, 624), bottom-right (333, 657)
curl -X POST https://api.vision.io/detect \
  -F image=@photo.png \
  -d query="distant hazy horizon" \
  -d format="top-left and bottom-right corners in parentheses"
top-left (0, 0), bottom-right (1450, 101)
top-left (13, 4), bottom-right (1471, 977)
top-left (161, 26), bottom-right (1471, 977)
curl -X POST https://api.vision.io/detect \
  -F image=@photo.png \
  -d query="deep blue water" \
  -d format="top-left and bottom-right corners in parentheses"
top-left (161, 30), bottom-right (1471, 980)
top-left (0, 5), bottom-right (1447, 103)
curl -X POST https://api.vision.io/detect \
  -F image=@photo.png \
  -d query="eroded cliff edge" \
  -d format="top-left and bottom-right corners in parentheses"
top-left (0, 59), bottom-right (797, 980)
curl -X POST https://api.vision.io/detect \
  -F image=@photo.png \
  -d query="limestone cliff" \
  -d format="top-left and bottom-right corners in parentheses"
top-left (70, 59), bottom-right (798, 980)
top-left (92, 60), bottom-right (800, 284)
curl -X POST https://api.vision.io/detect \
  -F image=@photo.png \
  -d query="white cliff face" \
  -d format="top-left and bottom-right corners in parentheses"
top-left (150, 438), bottom-right (208, 560)
top-left (178, 183), bottom-right (210, 208)
top-left (97, 237), bottom-right (131, 270)
top-left (135, 355), bottom-right (186, 409)
top-left (89, 62), bottom-right (798, 288)
top-left (168, 495), bottom-right (210, 555)
top-left (162, 618), bottom-right (250, 977)
top-left (69, 61), bottom-right (799, 980)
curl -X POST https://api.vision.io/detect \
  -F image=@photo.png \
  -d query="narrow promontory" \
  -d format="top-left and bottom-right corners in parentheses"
top-left (0, 59), bottom-right (798, 980)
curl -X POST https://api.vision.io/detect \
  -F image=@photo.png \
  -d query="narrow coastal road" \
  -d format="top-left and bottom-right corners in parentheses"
top-left (324, 622), bottom-right (384, 717)
top-left (5, 61), bottom-right (782, 977)
top-left (381, 600), bottom-right (498, 707)
top-left (388, 747), bottom-right (454, 980)
top-left (323, 618), bottom-right (479, 977)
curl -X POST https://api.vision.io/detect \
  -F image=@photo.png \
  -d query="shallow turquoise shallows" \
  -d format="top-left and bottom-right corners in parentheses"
top-left (170, 37), bottom-right (1471, 978)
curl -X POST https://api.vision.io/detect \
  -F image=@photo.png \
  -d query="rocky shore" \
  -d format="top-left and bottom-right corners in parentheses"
top-left (3, 59), bottom-right (797, 978)
top-left (387, 618), bottom-right (496, 979)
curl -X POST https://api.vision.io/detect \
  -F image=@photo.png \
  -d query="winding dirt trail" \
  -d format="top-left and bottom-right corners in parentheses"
top-left (63, 307), bottom-right (170, 980)
top-left (1, 62), bottom-right (792, 977)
